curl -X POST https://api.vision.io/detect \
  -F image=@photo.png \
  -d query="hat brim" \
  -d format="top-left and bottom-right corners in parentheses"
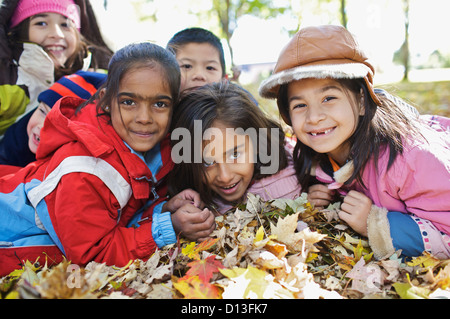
top-left (259, 62), bottom-right (372, 99)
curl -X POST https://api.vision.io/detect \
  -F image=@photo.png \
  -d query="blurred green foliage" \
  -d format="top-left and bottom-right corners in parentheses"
top-left (379, 81), bottom-right (450, 117)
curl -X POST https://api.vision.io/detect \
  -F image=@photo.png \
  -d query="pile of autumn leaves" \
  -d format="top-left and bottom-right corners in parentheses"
top-left (1, 193), bottom-right (450, 299)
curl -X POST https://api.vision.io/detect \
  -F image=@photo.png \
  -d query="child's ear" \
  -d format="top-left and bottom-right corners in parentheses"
top-left (99, 88), bottom-right (106, 100)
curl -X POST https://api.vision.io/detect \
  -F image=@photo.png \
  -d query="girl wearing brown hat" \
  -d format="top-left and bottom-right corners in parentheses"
top-left (259, 25), bottom-right (450, 260)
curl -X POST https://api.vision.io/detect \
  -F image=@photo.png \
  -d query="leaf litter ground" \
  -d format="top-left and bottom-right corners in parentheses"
top-left (1, 193), bottom-right (449, 299)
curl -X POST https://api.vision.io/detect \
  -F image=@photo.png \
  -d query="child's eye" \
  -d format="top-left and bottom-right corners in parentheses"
top-left (203, 160), bottom-right (216, 168)
top-left (323, 96), bottom-right (337, 103)
top-left (120, 99), bottom-right (135, 107)
top-left (154, 101), bottom-right (168, 108)
top-left (180, 64), bottom-right (192, 70)
top-left (206, 66), bottom-right (217, 71)
top-left (291, 103), bottom-right (307, 110)
top-left (33, 20), bottom-right (47, 27)
top-left (229, 151), bottom-right (241, 160)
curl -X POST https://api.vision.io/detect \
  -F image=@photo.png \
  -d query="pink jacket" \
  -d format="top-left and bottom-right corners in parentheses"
top-left (315, 115), bottom-right (450, 258)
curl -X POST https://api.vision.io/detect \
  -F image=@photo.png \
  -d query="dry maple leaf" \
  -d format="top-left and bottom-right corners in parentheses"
top-left (185, 255), bottom-right (224, 283)
top-left (270, 212), bottom-right (326, 253)
top-left (172, 275), bottom-right (222, 299)
top-left (3, 192), bottom-right (450, 300)
top-left (182, 238), bottom-right (219, 260)
top-left (220, 266), bottom-right (294, 299)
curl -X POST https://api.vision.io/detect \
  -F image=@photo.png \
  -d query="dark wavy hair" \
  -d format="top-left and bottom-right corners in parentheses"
top-left (277, 78), bottom-right (420, 191)
top-left (168, 81), bottom-right (288, 208)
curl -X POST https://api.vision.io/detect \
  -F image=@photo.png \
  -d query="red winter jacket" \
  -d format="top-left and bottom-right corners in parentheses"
top-left (0, 96), bottom-right (174, 276)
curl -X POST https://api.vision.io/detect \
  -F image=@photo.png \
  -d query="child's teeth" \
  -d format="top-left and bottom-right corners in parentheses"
top-left (311, 128), bottom-right (332, 136)
top-left (48, 46), bottom-right (63, 51)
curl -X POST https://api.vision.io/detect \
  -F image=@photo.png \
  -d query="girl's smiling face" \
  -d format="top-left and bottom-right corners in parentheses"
top-left (202, 121), bottom-right (255, 203)
top-left (28, 12), bottom-right (77, 68)
top-left (287, 78), bottom-right (363, 165)
top-left (109, 65), bottom-right (173, 153)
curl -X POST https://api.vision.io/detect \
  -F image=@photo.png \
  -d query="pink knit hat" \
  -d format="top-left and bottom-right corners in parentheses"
top-left (9, 0), bottom-right (81, 29)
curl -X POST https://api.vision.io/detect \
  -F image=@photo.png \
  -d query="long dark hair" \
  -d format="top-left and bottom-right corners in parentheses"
top-left (277, 78), bottom-right (420, 190)
top-left (168, 81), bottom-right (289, 208)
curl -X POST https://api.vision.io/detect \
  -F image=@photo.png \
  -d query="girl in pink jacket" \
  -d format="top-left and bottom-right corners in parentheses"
top-left (259, 25), bottom-right (450, 260)
top-left (169, 81), bottom-right (301, 215)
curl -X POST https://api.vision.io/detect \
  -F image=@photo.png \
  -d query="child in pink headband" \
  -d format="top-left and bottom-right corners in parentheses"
top-left (9, 0), bottom-right (81, 29)
top-left (0, 0), bottom-right (113, 136)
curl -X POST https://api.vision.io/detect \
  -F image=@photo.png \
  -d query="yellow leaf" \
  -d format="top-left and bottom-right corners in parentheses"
top-left (353, 240), bottom-right (373, 262)
top-left (407, 252), bottom-right (440, 268)
top-left (181, 242), bottom-right (197, 258)
top-left (220, 266), bottom-right (294, 299)
top-left (393, 282), bottom-right (430, 299)
top-left (20, 260), bottom-right (40, 286)
top-left (5, 291), bottom-right (19, 299)
top-left (254, 226), bottom-right (265, 244)
top-left (181, 238), bottom-right (219, 260)
top-left (306, 253), bottom-right (318, 263)
top-left (8, 268), bottom-right (24, 279)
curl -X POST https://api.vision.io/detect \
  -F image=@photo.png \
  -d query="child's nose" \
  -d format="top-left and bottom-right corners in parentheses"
top-left (135, 106), bottom-right (153, 124)
top-left (192, 68), bottom-right (207, 82)
top-left (216, 163), bottom-right (233, 183)
top-left (306, 105), bottom-right (326, 124)
top-left (48, 23), bottom-right (65, 38)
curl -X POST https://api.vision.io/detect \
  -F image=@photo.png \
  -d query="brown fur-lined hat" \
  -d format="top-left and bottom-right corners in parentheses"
top-left (259, 25), bottom-right (381, 105)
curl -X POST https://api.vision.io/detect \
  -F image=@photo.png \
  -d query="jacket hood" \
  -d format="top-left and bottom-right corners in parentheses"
top-left (37, 96), bottom-right (116, 160)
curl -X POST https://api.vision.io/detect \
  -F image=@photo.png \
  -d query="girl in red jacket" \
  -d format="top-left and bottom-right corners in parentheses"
top-left (0, 42), bottom-right (215, 276)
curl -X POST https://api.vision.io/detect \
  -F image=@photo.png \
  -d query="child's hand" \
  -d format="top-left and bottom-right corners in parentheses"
top-left (163, 189), bottom-right (204, 213)
top-left (307, 184), bottom-right (335, 209)
top-left (338, 190), bottom-right (372, 236)
top-left (171, 203), bottom-right (216, 242)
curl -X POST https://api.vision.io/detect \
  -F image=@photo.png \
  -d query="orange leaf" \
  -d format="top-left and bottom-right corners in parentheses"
top-left (182, 238), bottom-right (219, 260)
top-left (172, 275), bottom-right (222, 299)
top-left (185, 255), bottom-right (224, 283)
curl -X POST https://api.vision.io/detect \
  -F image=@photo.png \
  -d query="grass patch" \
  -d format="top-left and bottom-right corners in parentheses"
top-left (377, 81), bottom-right (449, 116)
